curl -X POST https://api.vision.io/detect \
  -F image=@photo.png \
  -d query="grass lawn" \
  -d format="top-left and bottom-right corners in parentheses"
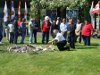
top-left (0, 35), bottom-right (100, 75)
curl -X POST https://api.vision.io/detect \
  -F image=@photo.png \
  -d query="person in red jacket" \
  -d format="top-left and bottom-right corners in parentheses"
top-left (82, 20), bottom-right (94, 46)
top-left (41, 16), bottom-right (51, 44)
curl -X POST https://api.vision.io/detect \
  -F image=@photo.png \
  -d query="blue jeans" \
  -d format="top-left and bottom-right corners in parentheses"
top-left (42, 31), bottom-right (49, 44)
top-left (68, 35), bottom-right (75, 49)
top-left (4, 22), bottom-right (8, 27)
top-left (82, 35), bottom-right (90, 46)
top-left (14, 31), bottom-right (18, 44)
top-left (20, 32), bottom-right (26, 44)
top-left (29, 30), bottom-right (37, 44)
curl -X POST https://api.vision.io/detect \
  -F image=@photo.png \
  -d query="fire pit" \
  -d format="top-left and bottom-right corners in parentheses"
top-left (7, 45), bottom-right (55, 53)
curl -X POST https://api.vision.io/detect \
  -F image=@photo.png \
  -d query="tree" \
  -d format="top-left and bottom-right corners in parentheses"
top-left (30, 0), bottom-right (89, 20)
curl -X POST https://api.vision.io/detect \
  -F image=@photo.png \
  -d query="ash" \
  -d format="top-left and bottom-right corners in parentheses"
top-left (7, 45), bottom-right (55, 53)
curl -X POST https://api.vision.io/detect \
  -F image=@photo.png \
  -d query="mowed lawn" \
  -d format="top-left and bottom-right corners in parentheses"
top-left (0, 34), bottom-right (100, 75)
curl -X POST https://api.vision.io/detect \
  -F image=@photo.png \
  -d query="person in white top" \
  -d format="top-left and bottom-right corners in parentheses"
top-left (60, 18), bottom-right (68, 39)
top-left (75, 19), bottom-right (83, 43)
top-left (48, 29), bottom-right (70, 51)
top-left (8, 22), bottom-right (14, 43)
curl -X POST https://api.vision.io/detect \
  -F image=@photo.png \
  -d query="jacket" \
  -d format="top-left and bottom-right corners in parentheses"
top-left (41, 20), bottom-right (51, 32)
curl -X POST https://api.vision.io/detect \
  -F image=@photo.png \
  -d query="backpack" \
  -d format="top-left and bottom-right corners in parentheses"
top-left (18, 22), bottom-right (26, 32)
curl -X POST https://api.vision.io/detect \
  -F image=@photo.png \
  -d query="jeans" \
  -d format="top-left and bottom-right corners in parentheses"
top-left (63, 31), bottom-right (67, 39)
top-left (68, 35), bottom-right (75, 49)
top-left (9, 32), bottom-right (14, 43)
top-left (4, 22), bottom-right (8, 27)
top-left (20, 32), bottom-right (26, 44)
top-left (14, 31), bottom-right (18, 44)
top-left (42, 31), bottom-right (49, 44)
top-left (29, 30), bottom-right (37, 44)
top-left (82, 35), bottom-right (90, 46)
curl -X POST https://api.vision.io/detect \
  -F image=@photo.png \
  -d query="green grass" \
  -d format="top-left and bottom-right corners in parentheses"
top-left (0, 35), bottom-right (100, 75)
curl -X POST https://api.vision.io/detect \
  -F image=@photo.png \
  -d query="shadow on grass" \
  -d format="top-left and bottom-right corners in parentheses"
top-left (76, 42), bottom-right (98, 50)
top-left (0, 43), bottom-right (9, 46)
top-left (77, 45), bottom-right (97, 50)
top-left (0, 49), bottom-right (7, 53)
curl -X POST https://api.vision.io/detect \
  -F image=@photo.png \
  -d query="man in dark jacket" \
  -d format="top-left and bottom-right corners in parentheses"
top-left (67, 18), bottom-right (76, 49)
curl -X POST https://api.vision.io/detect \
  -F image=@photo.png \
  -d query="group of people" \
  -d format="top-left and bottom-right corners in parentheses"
top-left (0, 15), bottom-right (97, 51)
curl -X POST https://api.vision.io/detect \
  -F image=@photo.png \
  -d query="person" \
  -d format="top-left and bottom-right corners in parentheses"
top-left (0, 18), bottom-right (3, 44)
top-left (75, 19), bottom-right (83, 43)
top-left (8, 21), bottom-right (14, 44)
top-left (17, 18), bottom-right (22, 27)
top-left (67, 18), bottom-right (76, 49)
top-left (11, 11), bottom-right (15, 23)
top-left (4, 15), bottom-right (9, 41)
top-left (28, 18), bottom-right (39, 44)
top-left (48, 29), bottom-right (70, 51)
top-left (56, 17), bottom-right (61, 31)
top-left (50, 20), bottom-right (59, 37)
top-left (60, 18), bottom-right (68, 39)
top-left (41, 16), bottom-right (51, 44)
top-left (14, 17), bottom-right (19, 44)
top-left (18, 18), bottom-right (26, 44)
top-left (82, 20), bottom-right (94, 46)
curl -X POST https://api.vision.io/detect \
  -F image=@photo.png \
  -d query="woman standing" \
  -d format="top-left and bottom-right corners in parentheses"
top-left (18, 18), bottom-right (26, 44)
top-left (82, 20), bottom-right (94, 46)
top-left (75, 19), bottom-right (83, 43)
top-left (41, 16), bottom-right (51, 44)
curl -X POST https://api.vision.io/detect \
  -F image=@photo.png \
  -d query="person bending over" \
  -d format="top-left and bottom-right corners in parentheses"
top-left (48, 29), bottom-right (70, 51)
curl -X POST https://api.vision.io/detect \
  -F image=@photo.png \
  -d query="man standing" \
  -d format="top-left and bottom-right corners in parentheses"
top-left (48, 29), bottom-right (70, 51)
top-left (28, 18), bottom-right (39, 44)
top-left (67, 18), bottom-right (76, 49)
top-left (14, 18), bottom-right (18, 44)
